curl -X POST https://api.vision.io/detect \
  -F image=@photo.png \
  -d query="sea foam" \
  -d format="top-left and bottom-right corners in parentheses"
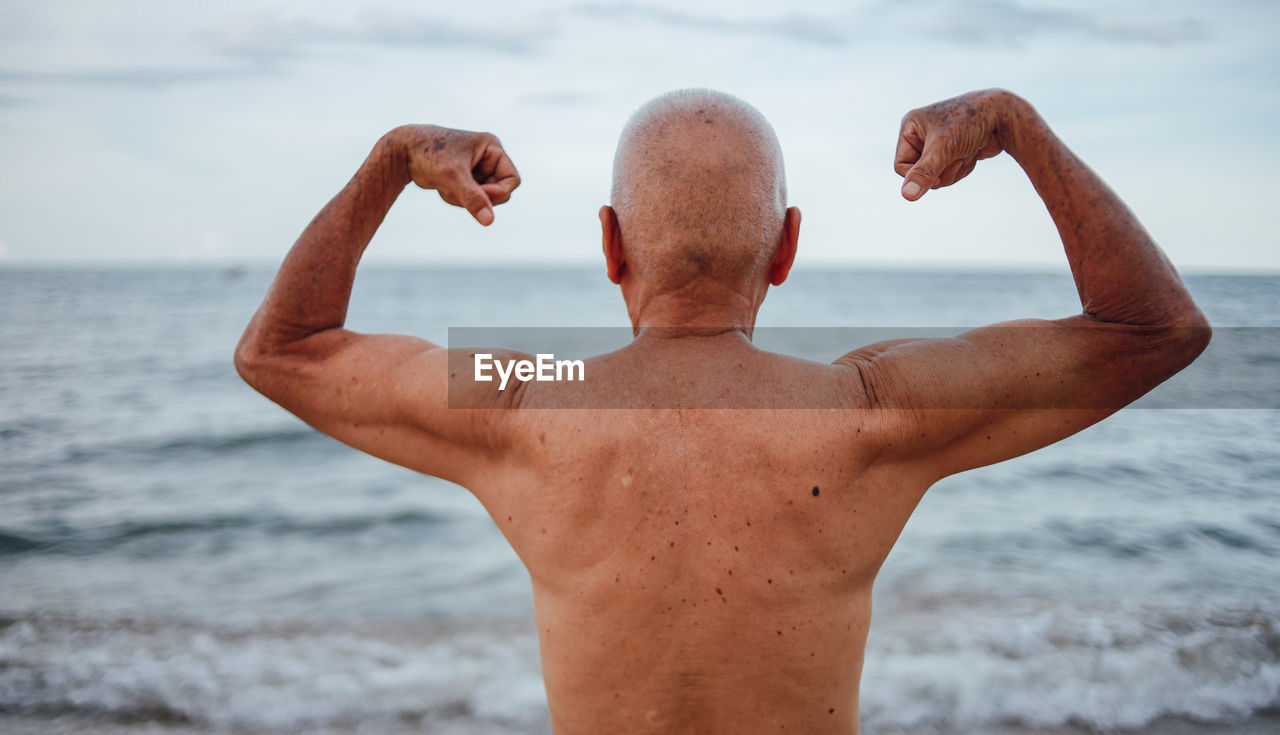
top-left (2, 597), bottom-right (1277, 733)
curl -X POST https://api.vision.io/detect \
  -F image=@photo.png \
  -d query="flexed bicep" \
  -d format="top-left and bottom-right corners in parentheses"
top-left (238, 329), bottom-right (514, 486)
top-left (841, 317), bottom-right (1197, 481)
top-left (872, 89), bottom-right (1208, 480)
top-left (236, 121), bottom-right (527, 487)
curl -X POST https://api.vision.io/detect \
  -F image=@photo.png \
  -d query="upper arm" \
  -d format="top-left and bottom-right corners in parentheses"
top-left (837, 316), bottom-right (1208, 481)
top-left (235, 328), bottom-right (517, 487)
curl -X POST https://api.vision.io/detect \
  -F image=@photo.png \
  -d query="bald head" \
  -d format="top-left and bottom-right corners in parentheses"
top-left (610, 89), bottom-right (788, 292)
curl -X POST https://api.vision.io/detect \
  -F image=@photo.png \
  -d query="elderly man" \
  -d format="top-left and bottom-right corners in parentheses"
top-left (236, 88), bottom-right (1209, 734)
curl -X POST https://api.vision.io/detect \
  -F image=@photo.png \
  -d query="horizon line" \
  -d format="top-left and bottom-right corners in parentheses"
top-left (1, 258), bottom-right (1276, 277)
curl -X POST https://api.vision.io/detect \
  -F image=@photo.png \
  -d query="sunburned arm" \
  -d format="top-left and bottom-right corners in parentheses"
top-left (234, 124), bottom-right (521, 486)
top-left (838, 89), bottom-right (1210, 481)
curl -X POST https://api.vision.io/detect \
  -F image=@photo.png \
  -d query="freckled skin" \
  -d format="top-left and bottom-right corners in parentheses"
top-left (237, 90), bottom-right (1208, 734)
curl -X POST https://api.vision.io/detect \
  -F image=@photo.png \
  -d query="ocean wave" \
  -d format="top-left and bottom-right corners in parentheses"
top-left (0, 510), bottom-right (451, 557)
top-left (937, 517), bottom-right (1280, 561)
top-left (0, 417), bottom-right (65, 441)
top-left (0, 615), bottom-right (547, 732)
top-left (62, 426), bottom-right (326, 464)
top-left (2, 599), bottom-right (1278, 732)
top-left (861, 598), bottom-right (1280, 731)
top-left (0, 531), bottom-right (43, 554)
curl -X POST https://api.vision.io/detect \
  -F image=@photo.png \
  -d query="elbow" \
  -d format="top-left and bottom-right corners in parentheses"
top-left (234, 328), bottom-right (277, 391)
top-left (1161, 307), bottom-right (1212, 373)
top-left (234, 313), bottom-right (292, 390)
top-left (1187, 310), bottom-right (1212, 358)
top-left (234, 334), bottom-right (262, 387)
top-left (235, 324), bottom-right (323, 401)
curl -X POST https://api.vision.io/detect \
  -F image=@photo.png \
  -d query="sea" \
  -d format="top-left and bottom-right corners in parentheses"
top-left (0, 266), bottom-right (1277, 734)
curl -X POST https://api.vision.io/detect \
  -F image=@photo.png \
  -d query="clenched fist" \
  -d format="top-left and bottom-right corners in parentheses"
top-left (388, 125), bottom-right (521, 225)
top-left (894, 89), bottom-right (1019, 201)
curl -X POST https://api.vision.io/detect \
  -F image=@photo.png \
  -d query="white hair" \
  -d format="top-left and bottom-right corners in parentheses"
top-left (610, 89), bottom-right (788, 290)
top-left (612, 88), bottom-right (785, 204)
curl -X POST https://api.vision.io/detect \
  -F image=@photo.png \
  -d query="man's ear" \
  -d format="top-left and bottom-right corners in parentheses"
top-left (600, 205), bottom-right (626, 285)
top-left (769, 206), bottom-right (801, 286)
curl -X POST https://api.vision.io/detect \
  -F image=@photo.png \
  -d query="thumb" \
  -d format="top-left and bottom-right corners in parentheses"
top-left (901, 139), bottom-right (947, 201)
top-left (472, 201), bottom-right (495, 226)
top-left (458, 180), bottom-right (495, 226)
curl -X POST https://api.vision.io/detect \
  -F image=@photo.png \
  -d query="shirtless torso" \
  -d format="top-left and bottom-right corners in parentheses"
top-left (236, 89), bottom-right (1209, 733)
top-left (491, 345), bottom-right (893, 733)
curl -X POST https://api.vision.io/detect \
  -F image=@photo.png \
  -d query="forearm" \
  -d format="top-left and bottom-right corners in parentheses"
top-left (240, 131), bottom-right (410, 354)
top-left (997, 93), bottom-right (1206, 327)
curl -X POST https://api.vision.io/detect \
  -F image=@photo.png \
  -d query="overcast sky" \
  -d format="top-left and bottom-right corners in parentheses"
top-left (0, 0), bottom-right (1276, 271)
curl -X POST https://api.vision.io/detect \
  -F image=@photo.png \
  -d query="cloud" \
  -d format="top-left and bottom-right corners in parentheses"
top-left (571, 3), bottom-right (847, 45)
top-left (0, 64), bottom-right (270, 89)
top-left (915, 0), bottom-right (1210, 47)
top-left (0, 10), bottom-right (556, 94)
top-left (203, 11), bottom-right (557, 65)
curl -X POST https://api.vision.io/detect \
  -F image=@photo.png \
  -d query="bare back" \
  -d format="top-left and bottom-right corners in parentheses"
top-left (470, 336), bottom-right (926, 734)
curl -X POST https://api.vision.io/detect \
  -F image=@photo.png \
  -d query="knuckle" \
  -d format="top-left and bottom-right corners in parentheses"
top-left (911, 160), bottom-right (937, 178)
top-left (442, 158), bottom-right (469, 177)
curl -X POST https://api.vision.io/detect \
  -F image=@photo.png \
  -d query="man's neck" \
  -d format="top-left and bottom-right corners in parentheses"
top-left (626, 281), bottom-right (764, 339)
